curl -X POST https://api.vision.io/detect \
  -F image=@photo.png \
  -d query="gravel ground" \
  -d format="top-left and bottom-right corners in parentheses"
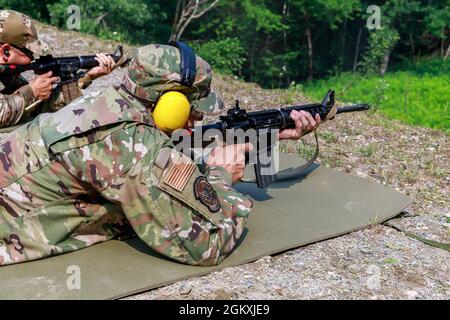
top-left (35, 23), bottom-right (450, 300)
top-left (124, 225), bottom-right (449, 300)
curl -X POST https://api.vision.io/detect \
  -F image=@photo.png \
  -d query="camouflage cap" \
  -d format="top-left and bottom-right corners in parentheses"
top-left (122, 44), bottom-right (224, 115)
top-left (0, 10), bottom-right (51, 58)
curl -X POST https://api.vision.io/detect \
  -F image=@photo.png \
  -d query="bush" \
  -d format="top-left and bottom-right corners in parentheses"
top-left (300, 59), bottom-right (450, 130)
top-left (47, 0), bottom-right (166, 44)
top-left (192, 38), bottom-right (246, 76)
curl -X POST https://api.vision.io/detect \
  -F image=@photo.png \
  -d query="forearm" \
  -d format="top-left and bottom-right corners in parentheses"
top-left (190, 165), bottom-right (253, 265)
top-left (0, 85), bottom-right (35, 128)
top-left (78, 74), bottom-right (93, 90)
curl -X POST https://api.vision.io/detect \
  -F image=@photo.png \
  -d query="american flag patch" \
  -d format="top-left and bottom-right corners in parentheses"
top-left (163, 161), bottom-right (196, 192)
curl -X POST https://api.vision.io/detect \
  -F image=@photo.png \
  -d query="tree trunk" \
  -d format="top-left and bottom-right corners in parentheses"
top-left (409, 33), bottom-right (415, 62)
top-left (340, 18), bottom-right (347, 71)
top-left (304, 12), bottom-right (313, 81)
top-left (169, 0), bottom-right (220, 42)
top-left (248, 39), bottom-right (257, 82)
top-left (169, 0), bottom-right (185, 42)
top-left (379, 50), bottom-right (390, 76)
top-left (353, 27), bottom-right (362, 73)
top-left (282, 0), bottom-right (290, 87)
top-left (444, 41), bottom-right (450, 60)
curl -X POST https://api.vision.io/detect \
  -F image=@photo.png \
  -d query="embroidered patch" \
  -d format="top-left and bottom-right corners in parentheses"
top-left (193, 176), bottom-right (221, 212)
top-left (163, 161), bottom-right (196, 192)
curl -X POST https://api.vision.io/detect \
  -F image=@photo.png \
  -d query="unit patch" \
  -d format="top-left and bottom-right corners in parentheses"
top-left (193, 176), bottom-right (221, 212)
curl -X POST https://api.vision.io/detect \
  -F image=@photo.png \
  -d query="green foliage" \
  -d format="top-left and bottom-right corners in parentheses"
top-left (422, 0), bottom-right (450, 40)
top-left (392, 57), bottom-right (450, 76)
top-left (301, 58), bottom-right (450, 130)
top-left (46, 0), bottom-right (167, 44)
top-left (292, 0), bottom-right (360, 28)
top-left (383, 258), bottom-right (399, 264)
top-left (192, 38), bottom-right (246, 75)
top-left (4, 0), bottom-right (449, 112)
top-left (241, 0), bottom-right (285, 33)
top-left (0, 0), bottom-right (57, 20)
top-left (359, 27), bottom-right (400, 74)
top-left (358, 144), bottom-right (377, 157)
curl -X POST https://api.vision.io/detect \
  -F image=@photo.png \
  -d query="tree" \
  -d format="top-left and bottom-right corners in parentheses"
top-left (422, 0), bottom-right (450, 58)
top-left (0, 0), bottom-right (57, 20)
top-left (290, 0), bottom-right (359, 81)
top-left (169, 0), bottom-right (220, 41)
top-left (360, 27), bottom-right (400, 75)
top-left (47, 0), bottom-right (165, 44)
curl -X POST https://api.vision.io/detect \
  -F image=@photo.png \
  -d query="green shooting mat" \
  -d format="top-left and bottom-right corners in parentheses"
top-left (0, 153), bottom-right (412, 299)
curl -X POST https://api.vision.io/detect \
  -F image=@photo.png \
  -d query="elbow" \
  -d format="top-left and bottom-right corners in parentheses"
top-left (181, 240), bottom-right (231, 267)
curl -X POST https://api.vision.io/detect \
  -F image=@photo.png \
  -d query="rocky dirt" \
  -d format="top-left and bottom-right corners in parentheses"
top-left (36, 23), bottom-right (449, 300)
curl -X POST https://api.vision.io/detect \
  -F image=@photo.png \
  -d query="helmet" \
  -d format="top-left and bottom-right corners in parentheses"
top-left (152, 91), bottom-right (191, 133)
top-left (0, 10), bottom-right (51, 57)
top-left (122, 44), bottom-right (224, 116)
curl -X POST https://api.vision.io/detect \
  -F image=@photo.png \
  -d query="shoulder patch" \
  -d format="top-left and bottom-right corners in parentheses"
top-left (163, 161), bottom-right (196, 192)
top-left (193, 176), bottom-right (221, 213)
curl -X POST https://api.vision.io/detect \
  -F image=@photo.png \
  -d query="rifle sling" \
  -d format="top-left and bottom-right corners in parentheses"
top-left (241, 130), bottom-right (319, 184)
top-left (275, 130), bottom-right (319, 182)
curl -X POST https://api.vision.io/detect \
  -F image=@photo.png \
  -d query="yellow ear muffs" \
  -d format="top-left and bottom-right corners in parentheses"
top-left (152, 91), bottom-right (191, 133)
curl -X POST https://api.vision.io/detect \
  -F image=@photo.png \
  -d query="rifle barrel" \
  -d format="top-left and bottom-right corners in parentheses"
top-left (336, 104), bottom-right (370, 114)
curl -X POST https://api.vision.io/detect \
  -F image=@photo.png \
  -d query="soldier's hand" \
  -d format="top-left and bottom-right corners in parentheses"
top-left (86, 53), bottom-right (116, 79)
top-left (206, 143), bottom-right (254, 185)
top-left (278, 110), bottom-right (321, 140)
top-left (29, 71), bottom-right (59, 101)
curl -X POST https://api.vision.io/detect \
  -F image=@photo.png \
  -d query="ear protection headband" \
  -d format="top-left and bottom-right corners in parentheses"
top-left (168, 41), bottom-right (197, 87)
top-left (152, 42), bottom-right (197, 133)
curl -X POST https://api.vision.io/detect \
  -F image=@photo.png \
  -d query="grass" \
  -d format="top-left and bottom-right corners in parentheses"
top-left (383, 258), bottom-right (399, 264)
top-left (357, 144), bottom-right (377, 157)
top-left (298, 58), bottom-right (450, 131)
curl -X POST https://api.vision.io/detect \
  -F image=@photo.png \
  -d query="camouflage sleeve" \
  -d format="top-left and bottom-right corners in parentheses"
top-left (0, 85), bottom-right (34, 128)
top-left (57, 124), bottom-right (253, 266)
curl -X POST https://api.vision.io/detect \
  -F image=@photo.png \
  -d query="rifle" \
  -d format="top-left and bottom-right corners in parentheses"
top-left (0, 45), bottom-right (125, 85)
top-left (0, 45), bottom-right (127, 112)
top-left (175, 90), bottom-right (370, 188)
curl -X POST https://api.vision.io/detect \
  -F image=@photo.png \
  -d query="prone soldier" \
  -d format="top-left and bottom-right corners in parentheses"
top-left (0, 44), bottom-right (320, 266)
top-left (0, 10), bottom-right (116, 129)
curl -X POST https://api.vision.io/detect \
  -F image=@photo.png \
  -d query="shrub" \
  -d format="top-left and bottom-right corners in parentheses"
top-left (192, 38), bottom-right (246, 76)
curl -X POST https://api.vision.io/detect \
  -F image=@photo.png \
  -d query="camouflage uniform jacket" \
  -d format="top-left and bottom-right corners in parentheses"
top-left (0, 74), bottom-right (81, 130)
top-left (0, 74), bottom-right (34, 128)
top-left (0, 86), bottom-right (253, 267)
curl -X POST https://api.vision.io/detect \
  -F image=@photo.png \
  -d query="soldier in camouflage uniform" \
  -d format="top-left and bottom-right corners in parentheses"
top-left (0, 10), bottom-right (116, 130)
top-left (0, 44), bottom-right (320, 266)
